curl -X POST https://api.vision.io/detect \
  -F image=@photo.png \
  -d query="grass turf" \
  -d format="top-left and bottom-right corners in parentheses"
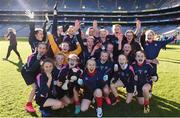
top-left (0, 39), bottom-right (180, 117)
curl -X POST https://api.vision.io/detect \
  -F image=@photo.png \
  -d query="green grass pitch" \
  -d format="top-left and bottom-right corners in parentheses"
top-left (0, 39), bottom-right (180, 117)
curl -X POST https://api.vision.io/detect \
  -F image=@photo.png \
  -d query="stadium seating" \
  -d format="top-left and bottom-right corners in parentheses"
top-left (0, 0), bottom-right (179, 37)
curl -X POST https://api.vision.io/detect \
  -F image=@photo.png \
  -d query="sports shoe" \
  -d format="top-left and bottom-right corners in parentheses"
top-left (96, 107), bottom-right (103, 118)
top-left (39, 109), bottom-right (51, 117)
top-left (74, 105), bottom-right (81, 114)
top-left (144, 105), bottom-right (150, 113)
top-left (105, 97), bottom-right (112, 105)
top-left (25, 102), bottom-right (36, 113)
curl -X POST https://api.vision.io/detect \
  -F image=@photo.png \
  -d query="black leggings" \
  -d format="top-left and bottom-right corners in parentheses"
top-left (6, 45), bottom-right (21, 59)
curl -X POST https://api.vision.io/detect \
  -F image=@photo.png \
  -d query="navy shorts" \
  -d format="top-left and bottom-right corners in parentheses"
top-left (56, 87), bottom-right (68, 99)
top-left (137, 82), bottom-right (152, 97)
top-left (21, 66), bottom-right (35, 85)
top-left (83, 87), bottom-right (94, 101)
top-left (125, 83), bottom-right (134, 93)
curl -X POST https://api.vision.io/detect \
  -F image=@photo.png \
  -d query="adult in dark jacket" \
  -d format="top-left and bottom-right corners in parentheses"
top-left (3, 28), bottom-right (22, 61)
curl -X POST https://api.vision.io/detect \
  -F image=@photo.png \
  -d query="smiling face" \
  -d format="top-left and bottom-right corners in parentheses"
top-left (35, 30), bottom-right (44, 41)
top-left (61, 42), bottom-right (70, 53)
top-left (68, 55), bottom-right (78, 68)
top-left (55, 54), bottom-right (65, 66)
top-left (146, 30), bottom-right (155, 43)
top-left (112, 24), bottom-right (122, 34)
top-left (100, 29), bottom-right (107, 39)
top-left (37, 43), bottom-right (47, 55)
top-left (100, 51), bottom-right (109, 63)
top-left (88, 28), bottom-right (95, 36)
top-left (87, 36), bottom-right (94, 49)
top-left (57, 26), bottom-right (63, 35)
top-left (86, 59), bottom-right (96, 73)
top-left (67, 26), bottom-right (74, 35)
top-left (106, 43), bottom-right (114, 53)
top-left (135, 51), bottom-right (146, 64)
top-left (126, 31), bottom-right (134, 43)
top-left (123, 43), bottom-right (132, 56)
top-left (118, 54), bottom-right (127, 69)
top-left (43, 61), bottom-right (54, 74)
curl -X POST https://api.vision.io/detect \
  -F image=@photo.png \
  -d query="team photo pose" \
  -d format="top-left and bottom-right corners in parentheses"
top-left (57, 54), bottom-right (82, 114)
top-left (132, 51), bottom-right (158, 113)
top-left (21, 42), bottom-right (47, 113)
top-left (79, 59), bottom-right (104, 118)
top-left (35, 59), bottom-right (64, 116)
top-left (110, 54), bottom-right (137, 105)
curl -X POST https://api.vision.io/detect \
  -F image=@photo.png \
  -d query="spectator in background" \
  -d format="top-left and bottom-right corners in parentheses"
top-left (3, 28), bottom-right (22, 61)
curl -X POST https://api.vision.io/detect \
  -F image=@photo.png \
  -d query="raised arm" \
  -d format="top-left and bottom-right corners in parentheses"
top-left (42, 14), bottom-right (49, 42)
top-left (140, 31), bottom-right (146, 48)
top-left (134, 19), bottom-right (141, 36)
top-left (93, 20), bottom-right (99, 37)
top-left (159, 35), bottom-right (175, 48)
top-left (47, 33), bottom-right (61, 55)
top-left (52, 4), bottom-right (58, 37)
top-left (70, 37), bottom-right (82, 55)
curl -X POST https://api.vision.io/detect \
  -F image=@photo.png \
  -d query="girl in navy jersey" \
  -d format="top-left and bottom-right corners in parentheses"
top-left (79, 59), bottom-right (103, 118)
top-left (25, 10), bottom-right (48, 52)
top-left (53, 53), bottom-right (71, 107)
top-left (132, 51), bottom-right (157, 113)
top-left (57, 54), bottom-right (82, 114)
top-left (110, 54), bottom-right (137, 105)
top-left (35, 59), bottom-right (64, 116)
top-left (140, 30), bottom-right (176, 79)
top-left (96, 51), bottom-right (113, 105)
top-left (21, 42), bottom-right (47, 113)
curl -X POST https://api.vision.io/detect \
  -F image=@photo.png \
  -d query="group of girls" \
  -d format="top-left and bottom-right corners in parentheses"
top-left (21, 3), bottom-right (176, 117)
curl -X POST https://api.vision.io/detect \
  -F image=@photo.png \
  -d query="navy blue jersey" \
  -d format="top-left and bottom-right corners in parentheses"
top-left (113, 64), bottom-right (135, 86)
top-left (53, 65), bottom-right (66, 81)
top-left (96, 60), bottom-right (113, 81)
top-left (58, 65), bottom-right (82, 83)
top-left (132, 61), bottom-right (156, 85)
top-left (35, 73), bottom-right (56, 98)
top-left (24, 53), bottom-right (46, 77)
top-left (141, 34), bottom-right (175, 60)
top-left (82, 69), bottom-right (99, 90)
top-left (83, 46), bottom-right (93, 63)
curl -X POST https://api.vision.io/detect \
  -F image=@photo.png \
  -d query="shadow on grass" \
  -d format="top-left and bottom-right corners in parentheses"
top-left (6, 60), bottom-right (24, 72)
top-left (44, 94), bottom-right (180, 117)
top-left (28, 112), bottom-right (38, 117)
top-left (159, 58), bottom-right (180, 62)
top-left (159, 59), bottom-right (180, 65)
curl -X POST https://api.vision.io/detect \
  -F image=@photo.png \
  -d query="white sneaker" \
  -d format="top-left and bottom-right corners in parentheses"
top-left (96, 107), bottom-right (103, 118)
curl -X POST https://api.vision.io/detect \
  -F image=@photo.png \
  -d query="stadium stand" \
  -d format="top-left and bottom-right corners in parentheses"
top-left (0, 0), bottom-right (179, 37)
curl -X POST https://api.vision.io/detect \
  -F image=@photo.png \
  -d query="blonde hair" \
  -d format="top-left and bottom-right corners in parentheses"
top-left (145, 30), bottom-right (156, 41)
top-left (65, 25), bottom-right (74, 35)
top-left (86, 58), bottom-right (96, 66)
top-left (86, 27), bottom-right (94, 36)
top-left (125, 30), bottom-right (135, 37)
top-left (112, 24), bottom-right (121, 34)
top-left (99, 29), bottom-right (107, 34)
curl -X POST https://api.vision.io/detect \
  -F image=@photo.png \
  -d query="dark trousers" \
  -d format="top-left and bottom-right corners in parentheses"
top-left (6, 45), bottom-right (21, 59)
